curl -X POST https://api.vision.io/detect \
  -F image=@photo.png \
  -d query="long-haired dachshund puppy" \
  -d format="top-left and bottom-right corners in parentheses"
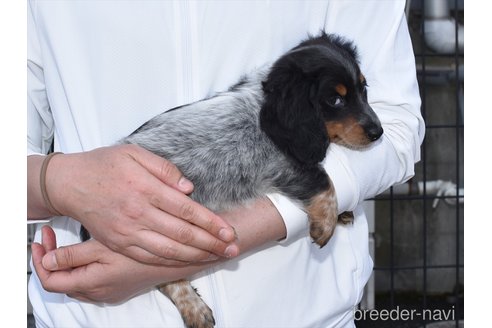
top-left (84, 32), bottom-right (383, 328)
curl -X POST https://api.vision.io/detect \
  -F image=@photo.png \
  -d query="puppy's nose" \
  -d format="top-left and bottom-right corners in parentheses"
top-left (367, 126), bottom-right (383, 141)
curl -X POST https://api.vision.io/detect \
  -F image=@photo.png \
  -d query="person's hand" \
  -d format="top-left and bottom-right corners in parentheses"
top-left (31, 225), bottom-right (206, 303)
top-left (43, 144), bottom-right (238, 265)
top-left (32, 198), bottom-right (286, 303)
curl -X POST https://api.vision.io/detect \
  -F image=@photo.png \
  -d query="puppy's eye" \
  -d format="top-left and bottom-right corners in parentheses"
top-left (328, 96), bottom-right (345, 108)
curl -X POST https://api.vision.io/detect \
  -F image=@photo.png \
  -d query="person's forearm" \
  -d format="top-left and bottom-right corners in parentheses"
top-left (220, 197), bottom-right (287, 252)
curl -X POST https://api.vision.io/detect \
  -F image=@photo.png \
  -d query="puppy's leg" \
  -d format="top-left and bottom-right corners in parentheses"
top-left (274, 166), bottom-right (338, 248)
top-left (305, 176), bottom-right (338, 248)
top-left (159, 280), bottom-right (215, 328)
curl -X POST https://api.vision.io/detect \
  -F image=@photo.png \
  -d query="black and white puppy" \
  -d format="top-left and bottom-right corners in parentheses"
top-left (108, 32), bottom-right (382, 328)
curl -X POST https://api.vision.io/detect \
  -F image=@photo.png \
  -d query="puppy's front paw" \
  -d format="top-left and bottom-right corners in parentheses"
top-left (338, 211), bottom-right (354, 225)
top-left (307, 189), bottom-right (338, 248)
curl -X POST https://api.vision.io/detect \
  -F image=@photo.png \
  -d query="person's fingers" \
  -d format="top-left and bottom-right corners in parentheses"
top-left (127, 145), bottom-right (237, 244)
top-left (41, 239), bottom-right (105, 271)
top-left (32, 242), bottom-right (78, 294)
top-left (40, 225), bottom-right (57, 251)
top-left (40, 234), bottom-right (202, 270)
top-left (127, 145), bottom-right (194, 194)
top-left (137, 206), bottom-right (238, 260)
top-left (31, 242), bottom-right (48, 272)
top-left (149, 183), bottom-right (237, 244)
top-left (31, 242), bottom-right (51, 287)
top-left (122, 244), bottom-right (194, 266)
top-left (128, 229), bottom-right (224, 265)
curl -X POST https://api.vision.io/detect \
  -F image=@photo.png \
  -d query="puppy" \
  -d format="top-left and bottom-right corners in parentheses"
top-left (87, 32), bottom-right (383, 328)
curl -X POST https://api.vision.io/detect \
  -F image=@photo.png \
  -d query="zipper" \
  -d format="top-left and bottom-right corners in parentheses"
top-left (173, 0), bottom-right (200, 105)
top-left (174, 0), bottom-right (223, 325)
top-left (207, 268), bottom-right (225, 327)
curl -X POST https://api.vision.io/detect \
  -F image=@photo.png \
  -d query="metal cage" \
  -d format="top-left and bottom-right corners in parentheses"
top-left (357, 1), bottom-right (464, 327)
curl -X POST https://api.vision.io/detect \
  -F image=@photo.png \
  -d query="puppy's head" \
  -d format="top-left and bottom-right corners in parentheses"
top-left (260, 33), bottom-right (383, 166)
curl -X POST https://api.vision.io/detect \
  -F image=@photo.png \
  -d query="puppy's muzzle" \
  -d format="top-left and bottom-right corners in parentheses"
top-left (361, 105), bottom-right (383, 142)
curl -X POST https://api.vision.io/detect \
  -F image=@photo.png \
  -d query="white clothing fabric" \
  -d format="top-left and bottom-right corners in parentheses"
top-left (28, 1), bottom-right (424, 327)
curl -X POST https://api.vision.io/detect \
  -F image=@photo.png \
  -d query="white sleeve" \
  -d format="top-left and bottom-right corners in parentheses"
top-left (273, 1), bottom-right (425, 244)
top-left (27, 0), bottom-right (54, 156)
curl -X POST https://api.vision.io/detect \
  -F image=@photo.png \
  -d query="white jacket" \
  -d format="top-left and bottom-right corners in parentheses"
top-left (28, 1), bottom-right (424, 327)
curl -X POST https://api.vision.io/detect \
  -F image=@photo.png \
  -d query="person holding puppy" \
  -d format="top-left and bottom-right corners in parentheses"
top-left (28, 1), bottom-right (424, 327)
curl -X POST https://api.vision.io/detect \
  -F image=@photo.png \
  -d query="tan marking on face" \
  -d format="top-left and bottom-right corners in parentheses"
top-left (359, 74), bottom-right (366, 84)
top-left (335, 84), bottom-right (347, 97)
top-left (325, 117), bottom-right (371, 149)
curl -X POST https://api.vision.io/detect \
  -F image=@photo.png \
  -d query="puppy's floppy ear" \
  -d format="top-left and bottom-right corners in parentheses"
top-left (260, 59), bottom-right (329, 166)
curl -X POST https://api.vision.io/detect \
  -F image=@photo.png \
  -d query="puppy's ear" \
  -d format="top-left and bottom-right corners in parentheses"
top-left (260, 61), bottom-right (329, 166)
